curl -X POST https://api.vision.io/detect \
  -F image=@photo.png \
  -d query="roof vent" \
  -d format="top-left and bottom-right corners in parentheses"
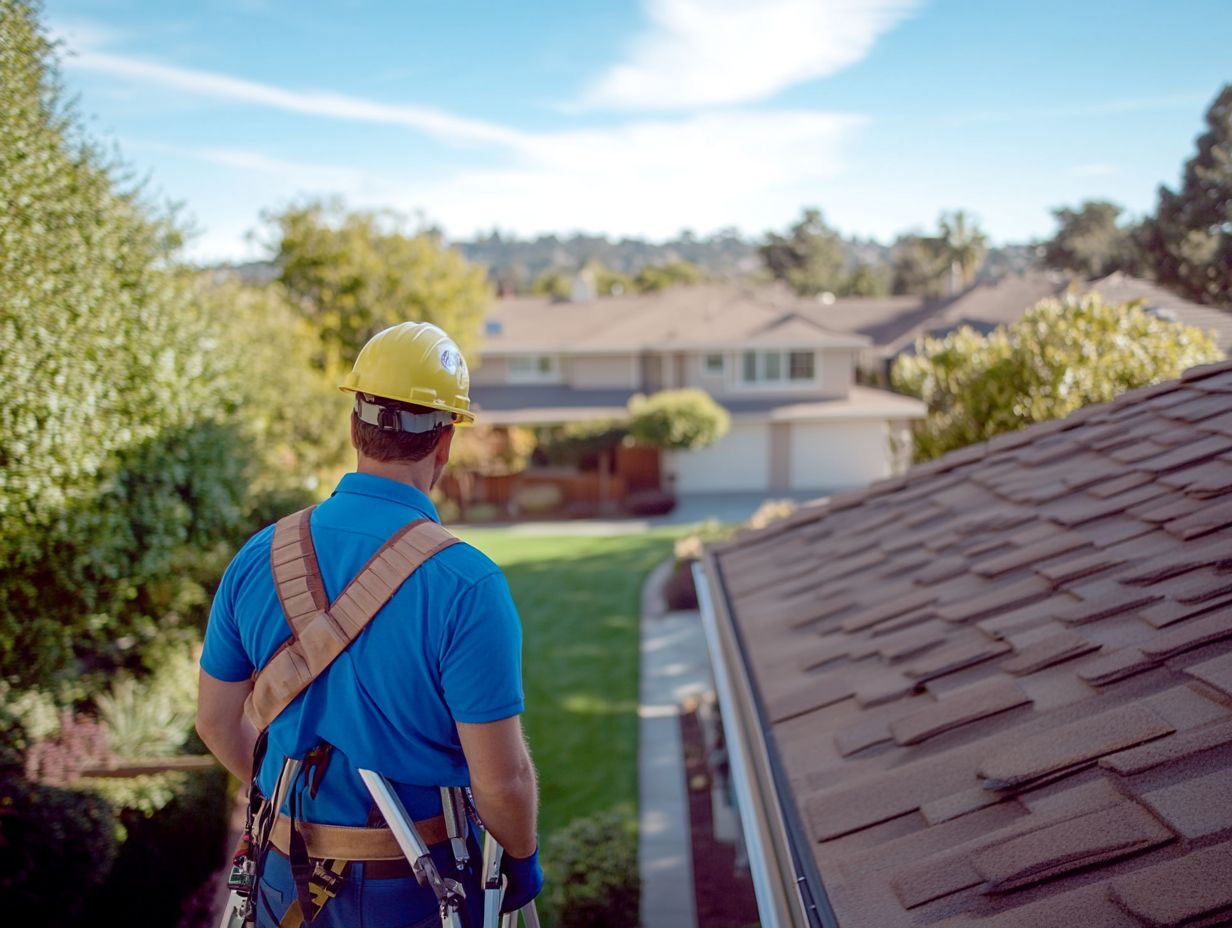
top-left (1145, 305), bottom-right (1178, 323)
top-left (485, 320), bottom-right (503, 336)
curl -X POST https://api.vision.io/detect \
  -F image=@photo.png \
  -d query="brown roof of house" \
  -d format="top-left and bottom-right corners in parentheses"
top-left (706, 360), bottom-right (1232, 928)
top-left (481, 284), bottom-right (868, 355)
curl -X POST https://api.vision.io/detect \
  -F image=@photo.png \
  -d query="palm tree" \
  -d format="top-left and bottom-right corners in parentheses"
top-left (937, 210), bottom-right (988, 290)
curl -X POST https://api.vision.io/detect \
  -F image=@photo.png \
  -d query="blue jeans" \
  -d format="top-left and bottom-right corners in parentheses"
top-left (254, 835), bottom-right (484, 928)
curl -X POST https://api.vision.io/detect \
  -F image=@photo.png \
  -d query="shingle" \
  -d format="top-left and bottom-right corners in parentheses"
top-left (972, 802), bottom-right (1175, 893)
top-left (1100, 719), bottom-right (1232, 775)
top-left (1186, 651), bottom-right (1232, 698)
top-left (891, 852), bottom-right (983, 909)
top-left (1140, 770), bottom-right (1232, 840)
top-left (840, 588), bottom-right (938, 633)
top-left (766, 673), bottom-right (856, 722)
top-left (1078, 648), bottom-right (1162, 686)
top-left (935, 884), bottom-right (1138, 928)
top-left (919, 788), bottom-right (1008, 826)
top-left (1003, 629), bottom-right (1101, 675)
top-left (1087, 472), bottom-right (1155, 498)
top-left (1163, 496), bottom-right (1232, 540)
top-left (1047, 484), bottom-right (1170, 526)
top-left (1108, 842), bottom-right (1232, 927)
top-left (854, 669), bottom-right (916, 708)
top-left (1139, 611), bottom-right (1232, 661)
top-left (1052, 583), bottom-right (1163, 625)
top-left (938, 576), bottom-right (1054, 624)
top-left (870, 621), bottom-right (949, 662)
top-left (1129, 494), bottom-right (1212, 523)
top-left (904, 635), bottom-right (1011, 683)
top-left (914, 555), bottom-right (969, 586)
top-left (890, 680), bottom-right (1032, 746)
top-left (833, 717), bottom-right (893, 757)
top-left (1137, 593), bottom-right (1232, 629)
top-left (1033, 549), bottom-right (1125, 585)
top-left (978, 703), bottom-right (1174, 791)
top-left (1160, 390), bottom-right (1232, 422)
top-left (971, 536), bottom-right (1091, 578)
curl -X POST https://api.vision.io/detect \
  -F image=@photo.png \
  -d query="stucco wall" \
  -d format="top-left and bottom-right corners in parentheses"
top-left (470, 356), bottom-right (508, 386)
top-left (564, 354), bottom-right (640, 389)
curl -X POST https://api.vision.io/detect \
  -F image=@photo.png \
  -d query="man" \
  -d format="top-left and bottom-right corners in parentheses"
top-left (196, 321), bottom-right (541, 927)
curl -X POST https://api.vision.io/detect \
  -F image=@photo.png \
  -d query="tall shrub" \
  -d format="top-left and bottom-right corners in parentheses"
top-left (0, 1), bottom-right (252, 684)
top-left (892, 294), bottom-right (1224, 462)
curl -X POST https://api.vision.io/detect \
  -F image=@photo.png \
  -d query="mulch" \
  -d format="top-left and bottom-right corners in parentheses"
top-left (679, 699), bottom-right (761, 928)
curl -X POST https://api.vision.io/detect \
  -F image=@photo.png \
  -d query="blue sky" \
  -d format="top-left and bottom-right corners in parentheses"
top-left (47, 0), bottom-right (1232, 263)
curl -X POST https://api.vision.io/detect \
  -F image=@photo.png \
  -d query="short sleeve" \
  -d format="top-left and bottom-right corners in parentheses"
top-left (200, 554), bottom-right (256, 683)
top-left (439, 571), bottom-right (525, 724)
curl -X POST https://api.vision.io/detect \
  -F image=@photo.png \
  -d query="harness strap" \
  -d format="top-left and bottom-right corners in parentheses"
top-left (267, 812), bottom-right (451, 860)
top-left (244, 508), bottom-right (460, 732)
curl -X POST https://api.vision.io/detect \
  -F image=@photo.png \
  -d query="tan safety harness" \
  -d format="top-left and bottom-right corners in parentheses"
top-left (228, 504), bottom-right (465, 927)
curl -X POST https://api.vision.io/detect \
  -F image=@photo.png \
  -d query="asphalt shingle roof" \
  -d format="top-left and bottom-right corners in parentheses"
top-left (708, 360), bottom-right (1232, 928)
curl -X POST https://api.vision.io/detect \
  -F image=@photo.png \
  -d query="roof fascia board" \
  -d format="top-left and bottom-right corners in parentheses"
top-left (694, 557), bottom-right (834, 928)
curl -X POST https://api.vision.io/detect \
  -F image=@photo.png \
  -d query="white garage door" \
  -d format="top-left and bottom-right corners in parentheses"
top-left (790, 420), bottom-right (891, 491)
top-left (672, 422), bottom-right (770, 492)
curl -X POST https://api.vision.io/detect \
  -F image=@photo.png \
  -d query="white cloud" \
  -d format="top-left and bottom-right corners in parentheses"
top-left (423, 110), bottom-right (864, 239)
top-left (582, 0), bottom-right (919, 110)
top-left (67, 50), bottom-right (528, 149)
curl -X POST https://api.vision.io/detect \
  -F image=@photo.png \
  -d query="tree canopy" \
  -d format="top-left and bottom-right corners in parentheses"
top-left (269, 201), bottom-right (492, 367)
top-left (892, 294), bottom-right (1224, 462)
top-left (1042, 200), bottom-right (1139, 278)
top-left (759, 208), bottom-right (848, 296)
top-left (1139, 84), bottom-right (1232, 307)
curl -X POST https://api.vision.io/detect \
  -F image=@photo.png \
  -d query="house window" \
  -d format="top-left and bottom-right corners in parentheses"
top-left (740, 350), bottom-right (816, 384)
top-left (789, 351), bottom-right (815, 381)
top-left (704, 353), bottom-right (725, 374)
top-left (508, 354), bottom-right (560, 382)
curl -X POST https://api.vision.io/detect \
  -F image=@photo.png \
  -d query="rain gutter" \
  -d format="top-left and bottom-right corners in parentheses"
top-left (693, 556), bottom-right (838, 928)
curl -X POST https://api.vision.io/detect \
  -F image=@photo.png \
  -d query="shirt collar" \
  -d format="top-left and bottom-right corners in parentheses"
top-left (330, 472), bottom-right (441, 523)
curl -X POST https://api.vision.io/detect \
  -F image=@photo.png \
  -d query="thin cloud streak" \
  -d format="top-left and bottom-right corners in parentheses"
top-left (949, 93), bottom-right (1207, 126)
top-left (68, 50), bottom-right (529, 149)
top-left (582, 0), bottom-right (919, 110)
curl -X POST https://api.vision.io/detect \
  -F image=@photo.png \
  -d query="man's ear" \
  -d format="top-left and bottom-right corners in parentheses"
top-left (436, 425), bottom-right (455, 464)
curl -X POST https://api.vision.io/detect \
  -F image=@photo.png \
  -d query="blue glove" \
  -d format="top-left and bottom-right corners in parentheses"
top-left (500, 846), bottom-right (544, 914)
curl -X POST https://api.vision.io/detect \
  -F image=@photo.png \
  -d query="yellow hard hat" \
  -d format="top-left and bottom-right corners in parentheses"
top-left (339, 322), bottom-right (475, 425)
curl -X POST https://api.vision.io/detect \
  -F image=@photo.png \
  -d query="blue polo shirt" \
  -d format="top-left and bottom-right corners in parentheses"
top-left (201, 473), bottom-right (524, 825)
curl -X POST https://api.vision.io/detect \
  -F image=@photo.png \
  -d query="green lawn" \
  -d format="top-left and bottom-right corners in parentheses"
top-left (456, 528), bottom-right (683, 841)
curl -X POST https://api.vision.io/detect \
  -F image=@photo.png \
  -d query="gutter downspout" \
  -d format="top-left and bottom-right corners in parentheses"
top-left (694, 558), bottom-right (830, 928)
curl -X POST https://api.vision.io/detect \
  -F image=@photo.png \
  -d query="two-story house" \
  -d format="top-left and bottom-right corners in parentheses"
top-left (469, 284), bottom-right (927, 495)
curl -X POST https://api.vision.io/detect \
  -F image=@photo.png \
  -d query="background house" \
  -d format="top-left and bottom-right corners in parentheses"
top-left (470, 285), bottom-right (927, 497)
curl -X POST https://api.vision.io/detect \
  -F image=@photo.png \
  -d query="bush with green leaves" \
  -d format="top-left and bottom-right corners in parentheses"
top-left (0, 2), bottom-right (256, 685)
top-left (542, 809), bottom-right (640, 927)
top-left (0, 774), bottom-right (119, 925)
top-left (626, 389), bottom-right (730, 452)
top-left (892, 293), bottom-right (1224, 462)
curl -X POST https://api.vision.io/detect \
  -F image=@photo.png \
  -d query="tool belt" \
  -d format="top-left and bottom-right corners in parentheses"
top-left (266, 810), bottom-right (450, 860)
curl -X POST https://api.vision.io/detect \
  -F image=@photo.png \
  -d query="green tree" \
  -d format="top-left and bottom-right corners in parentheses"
top-left (529, 267), bottom-right (572, 300)
top-left (760, 208), bottom-right (848, 296)
top-left (1140, 84), bottom-right (1232, 307)
top-left (841, 261), bottom-right (892, 297)
top-left (0, 0), bottom-right (256, 685)
top-left (270, 200), bottom-right (491, 367)
top-left (633, 259), bottom-right (703, 292)
top-left (1043, 200), bottom-right (1140, 277)
top-left (936, 210), bottom-right (988, 288)
top-left (891, 233), bottom-right (948, 297)
top-left (626, 389), bottom-right (730, 451)
top-left (892, 293), bottom-right (1224, 462)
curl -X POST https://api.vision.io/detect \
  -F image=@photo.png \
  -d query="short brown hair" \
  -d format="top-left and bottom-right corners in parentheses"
top-left (351, 403), bottom-right (450, 463)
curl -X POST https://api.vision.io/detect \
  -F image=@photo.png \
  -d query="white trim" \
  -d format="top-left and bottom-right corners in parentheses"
top-left (694, 560), bottom-right (807, 928)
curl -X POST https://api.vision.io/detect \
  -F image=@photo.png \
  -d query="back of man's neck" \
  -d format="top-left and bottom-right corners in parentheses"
top-left (355, 456), bottom-right (434, 496)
